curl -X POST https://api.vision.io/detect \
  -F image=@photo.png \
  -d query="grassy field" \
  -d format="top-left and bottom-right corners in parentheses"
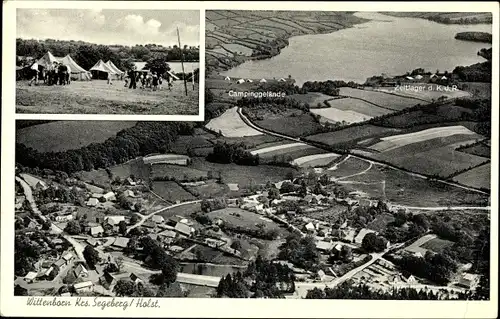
top-left (206, 107), bottom-right (262, 137)
top-left (306, 125), bottom-right (401, 148)
top-left (324, 156), bottom-right (371, 178)
top-left (151, 181), bottom-right (197, 202)
top-left (292, 153), bottom-right (340, 167)
top-left (151, 164), bottom-right (208, 181)
top-left (339, 87), bottom-right (420, 111)
top-left (256, 114), bottom-right (324, 137)
top-left (249, 141), bottom-right (306, 155)
top-left (170, 136), bottom-right (214, 155)
top-left (16, 80), bottom-right (199, 115)
top-left (109, 158), bottom-right (150, 181)
top-left (157, 202), bottom-right (202, 219)
top-left (185, 180), bottom-right (230, 199)
top-left (259, 146), bottom-right (328, 165)
top-left (310, 107), bottom-right (375, 125)
top-left (324, 97), bottom-right (393, 117)
top-left (214, 134), bottom-right (283, 149)
top-left (458, 141), bottom-right (490, 158)
top-left (75, 169), bottom-right (111, 189)
top-left (452, 163), bottom-right (491, 190)
top-left (208, 207), bottom-right (281, 232)
top-left (288, 92), bottom-right (333, 107)
top-left (420, 237), bottom-right (455, 253)
top-left (16, 121), bottom-right (137, 153)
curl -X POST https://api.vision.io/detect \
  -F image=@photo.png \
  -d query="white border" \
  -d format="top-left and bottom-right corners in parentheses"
top-left (8, 1), bottom-right (204, 121)
top-left (2, 1), bottom-right (499, 318)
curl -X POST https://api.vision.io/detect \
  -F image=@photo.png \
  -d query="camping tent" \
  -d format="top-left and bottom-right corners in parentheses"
top-left (246, 79), bottom-right (253, 83)
top-left (105, 61), bottom-right (125, 77)
top-left (36, 51), bottom-right (62, 69)
top-left (224, 76), bottom-right (231, 81)
top-left (166, 70), bottom-right (180, 81)
top-left (90, 60), bottom-right (117, 79)
top-left (278, 78), bottom-right (286, 82)
top-left (259, 78), bottom-right (267, 83)
top-left (441, 76), bottom-right (447, 80)
top-left (237, 79), bottom-right (245, 84)
top-left (406, 76), bottom-right (414, 80)
top-left (60, 55), bottom-right (91, 81)
top-left (414, 75), bottom-right (423, 80)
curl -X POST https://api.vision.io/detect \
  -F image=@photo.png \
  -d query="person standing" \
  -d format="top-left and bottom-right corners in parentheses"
top-left (66, 65), bottom-right (71, 85)
top-left (128, 70), bottom-right (136, 89)
top-left (152, 72), bottom-right (158, 91)
top-left (28, 62), bottom-right (39, 86)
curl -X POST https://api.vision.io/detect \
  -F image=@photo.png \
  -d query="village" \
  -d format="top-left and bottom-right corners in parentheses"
top-left (14, 150), bottom-right (481, 299)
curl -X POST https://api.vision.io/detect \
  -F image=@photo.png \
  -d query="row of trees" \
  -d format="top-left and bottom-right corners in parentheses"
top-left (206, 142), bottom-right (259, 166)
top-left (16, 121), bottom-right (195, 173)
top-left (278, 234), bottom-right (320, 271)
top-left (453, 61), bottom-right (491, 82)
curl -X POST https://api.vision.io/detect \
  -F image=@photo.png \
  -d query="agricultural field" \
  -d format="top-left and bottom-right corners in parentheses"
top-left (170, 136), bottom-right (214, 155)
top-left (288, 92), bottom-right (333, 107)
top-left (150, 164), bottom-right (208, 181)
top-left (368, 125), bottom-right (480, 152)
top-left (452, 163), bottom-right (491, 190)
top-left (206, 107), bottom-right (263, 137)
top-left (324, 156), bottom-right (372, 179)
top-left (74, 169), bottom-right (112, 189)
top-left (151, 181), bottom-right (197, 202)
top-left (339, 87), bottom-right (421, 111)
top-left (291, 153), bottom-right (340, 168)
top-left (221, 44), bottom-right (254, 56)
top-left (311, 107), bottom-right (377, 125)
top-left (301, 203), bottom-right (348, 222)
top-left (16, 80), bottom-right (199, 115)
top-left (109, 158), bottom-right (150, 181)
top-left (249, 142), bottom-right (310, 156)
top-left (458, 141), bottom-right (490, 158)
top-left (306, 125), bottom-right (402, 148)
top-left (325, 97), bottom-right (393, 117)
top-left (157, 202), bottom-right (202, 220)
top-left (255, 113), bottom-right (324, 137)
top-left (214, 134), bottom-right (283, 150)
top-left (16, 121), bottom-right (137, 153)
top-left (184, 180), bottom-right (230, 199)
top-left (372, 84), bottom-right (470, 102)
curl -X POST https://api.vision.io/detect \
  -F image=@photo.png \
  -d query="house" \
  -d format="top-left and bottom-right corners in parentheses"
top-left (27, 219), bottom-right (38, 229)
top-left (246, 79), bottom-right (253, 83)
top-left (112, 237), bottom-right (130, 249)
top-left (99, 272), bottom-right (117, 290)
top-left (102, 192), bottom-right (116, 202)
top-left (333, 243), bottom-right (343, 253)
top-left (152, 215), bottom-right (165, 224)
top-left (341, 228), bottom-right (357, 243)
top-left (74, 281), bottom-right (94, 293)
top-left (158, 229), bottom-right (177, 239)
top-left (90, 225), bottom-right (104, 237)
top-left (122, 190), bottom-right (135, 198)
top-left (415, 75), bottom-right (423, 80)
top-left (86, 238), bottom-right (101, 247)
top-left (303, 195), bottom-right (314, 203)
top-left (227, 183), bottom-right (239, 191)
top-left (354, 228), bottom-right (377, 245)
top-left (74, 264), bottom-right (89, 278)
top-left (169, 245), bottom-right (185, 253)
top-left (227, 198), bottom-right (239, 207)
top-left (15, 196), bottom-right (25, 209)
top-left (459, 273), bottom-right (480, 289)
top-left (24, 271), bottom-right (38, 283)
top-left (358, 198), bottom-right (371, 207)
top-left (402, 273), bottom-right (416, 284)
top-left (125, 177), bottom-right (136, 186)
top-left (441, 76), bottom-right (447, 80)
top-left (105, 216), bottom-right (125, 226)
top-left (316, 240), bottom-right (334, 252)
top-left (304, 222), bottom-right (315, 234)
top-left (55, 214), bottom-right (74, 222)
top-left (53, 259), bottom-right (66, 271)
top-left (86, 198), bottom-right (99, 207)
top-left (317, 270), bottom-right (326, 281)
top-left (62, 252), bottom-right (74, 264)
top-left (130, 273), bottom-right (143, 284)
top-left (142, 220), bottom-right (157, 229)
top-left (175, 222), bottom-right (194, 237)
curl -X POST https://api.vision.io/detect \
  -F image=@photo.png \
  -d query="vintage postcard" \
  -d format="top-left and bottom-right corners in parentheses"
top-left (1, 1), bottom-right (498, 318)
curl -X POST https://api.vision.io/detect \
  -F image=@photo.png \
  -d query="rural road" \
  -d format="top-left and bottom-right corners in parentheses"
top-left (126, 199), bottom-right (202, 234)
top-left (237, 108), bottom-right (489, 196)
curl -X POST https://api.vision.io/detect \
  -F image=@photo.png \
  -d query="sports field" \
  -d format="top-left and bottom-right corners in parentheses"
top-left (16, 80), bottom-right (199, 115)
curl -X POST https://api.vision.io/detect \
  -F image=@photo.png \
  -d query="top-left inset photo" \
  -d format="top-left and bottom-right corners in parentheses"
top-left (15, 8), bottom-right (200, 116)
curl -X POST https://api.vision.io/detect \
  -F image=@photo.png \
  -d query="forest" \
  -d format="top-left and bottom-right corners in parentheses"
top-left (16, 38), bottom-right (200, 72)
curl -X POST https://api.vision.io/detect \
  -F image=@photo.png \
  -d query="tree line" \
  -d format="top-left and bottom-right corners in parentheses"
top-left (206, 142), bottom-right (259, 166)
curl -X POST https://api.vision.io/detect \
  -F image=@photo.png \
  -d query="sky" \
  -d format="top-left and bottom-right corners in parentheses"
top-left (17, 9), bottom-right (200, 46)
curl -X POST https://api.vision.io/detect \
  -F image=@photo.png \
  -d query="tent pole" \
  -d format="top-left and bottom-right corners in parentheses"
top-left (177, 27), bottom-right (188, 96)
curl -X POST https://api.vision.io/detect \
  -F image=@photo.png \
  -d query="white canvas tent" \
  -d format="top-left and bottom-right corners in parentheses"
top-left (278, 78), bottom-right (286, 82)
top-left (406, 76), bottom-right (414, 80)
top-left (105, 60), bottom-right (124, 75)
top-left (246, 79), bottom-right (253, 83)
top-left (224, 76), bottom-right (231, 81)
top-left (90, 60), bottom-right (117, 79)
top-left (60, 55), bottom-right (91, 81)
top-left (36, 51), bottom-right (62, 69)
top-left (441, 76), bottom-right (447, 80)
top-left (237, 79), bottom-right (245, 84)
top-left (259, 78), bottom-right (267, 83)
top-left (414, 75), bottom-right (423, 80)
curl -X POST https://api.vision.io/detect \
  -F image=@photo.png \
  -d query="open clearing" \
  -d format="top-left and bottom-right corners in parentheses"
top-left (310, 107), bottom-right (374, 124)
top-left (16, 121), bottom-right (137, 153)
top-left (255, 114), bottom-right (325, 137)
top-left (325, 97), bottom-right (393, 117)
top-left (151, 164), bottom-right (208, 181)
top-left (16, 80), bottom-right (199, 115)
top-left (373, 84), bottom-right (470, 102)
top-left (206, 107), bottom-right (263, 137)
top-left (339, 87), bottom-right (420, 111)
top-left (292, 153), bottom-right (340, 167)
top-left (453, 163), bottom-right (491, 190)
top-left (420, 237), bottom-right (455, 253)
top-left (151, 181), bottom-right (197, 202)
top-left (288, 92), bottom-right (333, 106)
top-left (208, 207), bottom-right (281, 232)
top-left (369, 125), bottom-right (479, 152)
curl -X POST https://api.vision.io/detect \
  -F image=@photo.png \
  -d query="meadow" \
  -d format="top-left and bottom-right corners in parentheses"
top-left (16, 80), bottom-right (199, 115)
top-left (452, 163), bottom-right (491, 190)
top-left (206, 107), bottom-right (263, 137)
top-left (339, 87), bottom-right (421, 111)
top-left (16, 120), bottom-right (137, 153)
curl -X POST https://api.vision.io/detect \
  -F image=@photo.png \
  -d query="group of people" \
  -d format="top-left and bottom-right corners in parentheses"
top-left (29, 61), bottom-right (71, 86)
top-left (124, 70), bottom-right (172, 91)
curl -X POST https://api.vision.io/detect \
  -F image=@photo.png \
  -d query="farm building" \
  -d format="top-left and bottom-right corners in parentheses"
top-left (304, 222), bottom-right (316, 234)
top-left (143, 154), bottom-right (189, 165)
top-left (459, 273), bottom-right (480, 289)
top-left (130, 273), bottom-right (144, 284)
top-left (62, 252), bottom-right (75, 264)
top-left (175, 222), bottom-right (194, 237)
top-left (74, 281), bottom-right (94, 293)
top-left (112, 237), bottom-right (130, 249)
top-left (354, 228), bottom-right (377, 245)
top-left (152, 215), bottom-right (165, 224)
top-left (341, 228), bottom-right (357, 243)
top-left (402, 273), bottom-right (417, 284)
top-left (142, 220), bottom-right (157, 229)
top-left (74, 264), bottom-right (89, 278)
top-left (122, 190), bottom-right (135, 197)
top-left (90, 225), bottom-right (104, 237)
top-left (24, 271), bottom-right (38, 283)
top-left (158, 229), bottom-right (177, 239)
top-left (278, 78), bottom-right (286, 82)
top-left (53, 259), bottom-right (67, 271)
top-left (167, 215), bottom-right (189, 227)
top-left (316, 240), bottom-right (334, 252)
top-left (87, 198), bottom-right (99, 207)
top-left (105, 216), bottom-right (125, 226)
top-left (86, 238), bottom-right (101, 247)
top-left (227, 183), bottom-right (239, 191)
top-left (21, 174), bottom-right (48, 190)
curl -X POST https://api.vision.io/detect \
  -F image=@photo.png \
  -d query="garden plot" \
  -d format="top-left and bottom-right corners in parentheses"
top-left (369, 125), bottom-right (478, 153)
top-left (205, 107), bottom-right (263, 137)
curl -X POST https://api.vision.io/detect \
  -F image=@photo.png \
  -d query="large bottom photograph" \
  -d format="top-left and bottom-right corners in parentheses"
top-left (14, 119), bottom-right (490, 299)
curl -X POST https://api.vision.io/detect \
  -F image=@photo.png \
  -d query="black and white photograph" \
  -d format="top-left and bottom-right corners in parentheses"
top-left (1, 1), bottom-right (498, 319)
top-left (15, 8), bottom-right (200, 115)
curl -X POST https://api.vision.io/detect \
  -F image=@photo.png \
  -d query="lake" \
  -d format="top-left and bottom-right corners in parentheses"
top-left (221, 12), bottom-right (492, 85)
